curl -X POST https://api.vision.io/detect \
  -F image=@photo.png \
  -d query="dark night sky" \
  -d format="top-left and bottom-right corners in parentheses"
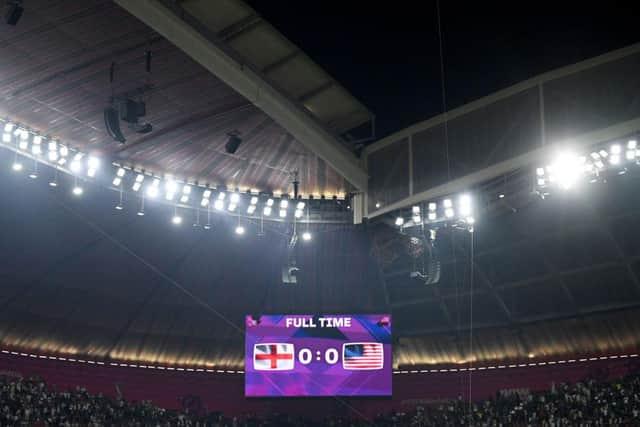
top-left (246, 1), bottom-right (640, 138)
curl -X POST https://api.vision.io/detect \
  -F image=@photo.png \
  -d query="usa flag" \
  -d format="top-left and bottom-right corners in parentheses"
top-left (342, 343), bottom-right (384, 370)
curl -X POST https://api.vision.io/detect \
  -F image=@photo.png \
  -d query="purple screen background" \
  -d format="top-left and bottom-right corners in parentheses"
top-left (245, 314), bottom-right (392, 397)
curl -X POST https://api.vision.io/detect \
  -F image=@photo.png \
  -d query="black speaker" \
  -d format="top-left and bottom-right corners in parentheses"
top-left (5, 3), bottom-right (23, 26)
top-left (104, 107), bottom-right (126, 143)
top-left (225, 134), bottom-right (242, 154)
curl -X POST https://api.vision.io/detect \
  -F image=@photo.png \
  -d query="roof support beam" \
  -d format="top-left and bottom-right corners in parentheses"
top-left (114, 0), bottom-right (368, 191)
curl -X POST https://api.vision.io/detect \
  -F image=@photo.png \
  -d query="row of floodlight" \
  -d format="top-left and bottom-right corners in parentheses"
top-left (9, 159), bottom-right (315, 240)
top-left (2, 118), bottom-right (336, 222)
top-left (536, 138), bottom-right (638, 191)
top-left (394, 194), bottom-right (475, 228)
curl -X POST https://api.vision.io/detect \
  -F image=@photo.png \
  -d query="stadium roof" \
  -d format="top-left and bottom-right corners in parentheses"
top-left (0, 0), bottom-right (372, 198)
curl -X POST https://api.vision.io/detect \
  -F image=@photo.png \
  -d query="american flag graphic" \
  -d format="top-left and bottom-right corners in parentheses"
top-left (342, 343), bottom-right (384, 370)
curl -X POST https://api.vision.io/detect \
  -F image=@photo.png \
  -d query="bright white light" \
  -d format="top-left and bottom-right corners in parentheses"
top-left (551, 152), bottom-right (583, 190)
top-left (610, 155), bottom-right (620, 165)
top-left (250, 196), bottom-right (258, 205)
top-left (498, 194), bottom-right (505, 199)
top-left (72, 186), bottom-right (83, 196)
top-left (610, 144), bottom-right (621, 155)
top-left (626, 150), bottom-right (636, 161)
top-left (31, 142), bottom-right (42, 156)
top-left (445, 208), bottom-right (454, 218)
top-left (279, 209), bottom-right (287, 218)
top-left (112, 177), bottom-right (122, 186)
top-left (536, 167), bottom-right (545, 176)
top-left (466, 216), bottom-right (475, 224)
top-left (180, 185), bottom-right (191, 203)
top-left (29, 171), bottom-right (37, 179)
top-left (443, 199), bottom-right (452, 208)
top-left (3, 123), bottom-right (13, 132)
top-left (217, 192), bottom-right (226, 201)
top-left (412, 205), bottom-right (420, 214)
top-left (228, 203), bottom-right (237, 212)
top-left (47, 140), bottom-right (56, 151)
top-left (18, 139), bottom-right (28, 150)
top-left (235, 225), bottom-right (245, 235)
top-left (412, 215), bottom-right (421, 224)
top-left (302, 232), bottom-right (312, 241)
top-left (599, 149), bottom-right (608, 158)
top-left (628, 140), bottom-right (637, 150)
top-left (165, 179), bottom-right (177, 200)
top-left (200, 189), bottom-right (211, 206)
top-left (280, 199), bottom-right (288, 209)
top-left (296, 201), bottom-right (305, 210)
top-left (132, 174), bottom-right (144, 192)
top-left (590, 152), bottom-right (600, 160)
top-left (115, 204), bottom-right (123, 211)
top-left (2, 133), bottom-right (10, 143)
top-left (48, 151), bottom-right (58, 162)
top-left (171, 215), bottom-right (183, 225)
top-left (537, 178), bottom-right (546, 186)
top-left (266, 198), bottom-right (274, 206)
top-left (264, 206), bottom-right (272, 216)
top-left (294, 209), bottom-right (303, 218)
top-left (137, 211), bottom-right (145, 217)
top-left (70, 160), bottom-right (81, 173)
top-left (11, 162), bottom-right (22, 171)
top-left (428, 202), bottom-right (436, 212)
top-left (230, 193), bottom-right (240, 203)
top-left (147, 179), bottom-right (160, 198)
top-left (116, 168), bottom-right (125, 177)
top-left (594, 160), bottom-right (605, 169)
top-left (247, 204), bottom-right (256, 214)
top-left (49, 180), bottom-right (57, 187)
top-left (59, 145), bottom-right (69, 157)
top-left (395, 217), bottom-right (404, 226)
top-left (459, 195), bottom-right (472, 216)
top-left (214, 199), bottom-right (224, 210)
top-left (87, 156), bottom-right (99, 177)
top-left (428, 212), bottom-right (437, 221)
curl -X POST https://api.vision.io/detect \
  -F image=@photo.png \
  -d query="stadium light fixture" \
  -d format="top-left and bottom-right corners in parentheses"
top-left (395, 217), bottom-right (404, 226)
top-left (230, 193), bottom-right (240, 204)
top-left (146, 178), bottom-right (160, 198)
top-left (279, 209), bottom-right (287, 218)
top-left (180, 185), bottom-right (191, 203)
top-left (132, 174), bottom-right (144, 192)
top-left (214, 199), bottom-right (224, 210)
top-left (11, 161), bottom-right (22, 171)
top-left (228, 203), bottom-right (237, 212)
top-left (165, 179), bottom-right (177, 201)
top-left (302, 231), bottom-right (312, 241)
top-left (250, 196), bottom-right (258, 205)
top-left (87, 156), bottom-right (99, 177)
top-left (247, 204), bottom-right (256, 214)
top-left (112, 168), bottom-right (125, 186)
top-left (171, 215), bottom-right (182, 225)
top-left (2, 132), bottom-right (10, 143)
top-left (72, 185), bottom-right (83, 196)
top-left (200, 189), bottom-right (211, 207)
top-left (3, 122), bottom-right (13, 133)
top-left (70, 153), bottom-right (83, 173)
top-left (235, 225), bottom-right (245, 235)
top-left (263, 206), bottom-right (272, 216)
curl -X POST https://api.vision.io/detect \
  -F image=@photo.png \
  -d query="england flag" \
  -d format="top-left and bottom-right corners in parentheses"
top-left (342, 342), bottom-right (384, 370)
top-left (253, 343), bottom-right (295, 371)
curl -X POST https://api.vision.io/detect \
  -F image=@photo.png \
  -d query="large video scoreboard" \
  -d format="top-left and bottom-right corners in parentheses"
top-left (245, 314), bottom-right (392, 397)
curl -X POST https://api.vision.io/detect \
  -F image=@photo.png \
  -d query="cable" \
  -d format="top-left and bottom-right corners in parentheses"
top-left (436, 0), bottom-right (451, 180)
top-left (468, 230), bottom-right (475, 423)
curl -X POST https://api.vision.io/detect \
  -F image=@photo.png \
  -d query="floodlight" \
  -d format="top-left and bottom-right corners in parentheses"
top-left (228, 203), bottom-right (237, 212)
top-left (551, 152), bottom-right (582, 190)
top-left (428, 212), bottom-right (437, 221)
top-left (72, 186), bottom-right (83, 196)
top-left (536, 167), bottom-right (545, 176)
top-left (266, 198), bottom-right (274, 206)
top-left (217, 192), bottom-right (225, 201)
top-left (302, 232), bottom-right (312, 241)
top-left (18, 138), bottom-right (28, 150)
top-left (466, 216), bottom-right (476, 224)
top-left (87, 156), bottom-right (99, 177)
top-left (627, 140), bottom-right (637, 150)
top-left (214, 199), bottom-right (224, 210)
top-left (132, 174), bottom-right (144, 191)
top-left (610, 155), bottom-right (620, 165)
top-left (48, 142), bottom-right (58, 161)
top-left (200, 189), bottom-right (211, 207)
top-left (537, 178), bottom-right (545, 186)
top-left (443, 199), bottom-right (452, 208)
top-left (296, 201), bottom-right (305, 210)
top-left (3, 123), bottom-right (13, 132)
top-left (31, 140), bottom-right (41, 156)
top-left (165, 179), bottom-right (177, 200)
top-left (599, 149), bottom-right (608, 158)
top-left (263, 206), bottom-right (272, 216)
top-left (428, 202), bottom-right (436, 212)
top-left (279, 209), bottom-right (287, 218)
top-left (294, 209), bottom-right (303, 218)
top-left (247, 204), bottom-right (256, 214)
top-left (610, 144), bottom-right (621, 155)
top-left (280, 199), bottom-right (288, 209)
top-left (146, 178), bottom-right (160, 198)
top-left (445, 208), bottom-right (454, 218)
top-left (11, 161), bottom-right (22, 171)
top-left (590, 152), bottom-right (600, 160)
top-left (171, 215), bottom-right (182, 225)
top-left (395, 217), bottom-right (404, 226)
top-left (230, 193), bottom-right (240, 203)
top-left (412, 215), bottom-right (421, 224)
top-left (2, 133), bottom-right (10, 143)
top-left (412, 205), bottom-right (420, 214)
top-left (235, 225), bottom-right (245, 235)
top-left (459, 195), bottom-right (472, 216)
top-left (626, 150), bottom-right (636, 161)
top-left (33, 135), bottom-right (42, 145)
top-left (180, 185), bottom-right (191, 203)
top-left (250, 196), bottom-right (258, 205)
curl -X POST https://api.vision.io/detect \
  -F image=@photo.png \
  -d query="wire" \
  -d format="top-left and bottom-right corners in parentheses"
top-left (436, 0), bottom-right (451, 180)
top-left (468, 230), bottom-right (475, 422)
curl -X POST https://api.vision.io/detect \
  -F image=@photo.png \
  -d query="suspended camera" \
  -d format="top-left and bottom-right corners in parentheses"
top-left (282, 232), bottom-right (300, 284)
top-left (408, 229), bottom-right (441, 285)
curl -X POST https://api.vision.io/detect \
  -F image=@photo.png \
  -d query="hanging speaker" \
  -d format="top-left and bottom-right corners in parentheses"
top-left (104, 107), bottom-right (126, 143)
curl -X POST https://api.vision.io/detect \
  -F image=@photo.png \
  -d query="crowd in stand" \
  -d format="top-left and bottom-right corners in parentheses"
top-left (0, 371), bottom-right (639, 426)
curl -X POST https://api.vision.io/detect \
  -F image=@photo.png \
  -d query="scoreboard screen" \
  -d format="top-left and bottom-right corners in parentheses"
top-left (245, 314), bottom-right (392, 397)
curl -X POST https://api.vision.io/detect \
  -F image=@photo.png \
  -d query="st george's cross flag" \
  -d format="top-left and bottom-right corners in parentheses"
top-left (253, 343), bottom-right (295, 371)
